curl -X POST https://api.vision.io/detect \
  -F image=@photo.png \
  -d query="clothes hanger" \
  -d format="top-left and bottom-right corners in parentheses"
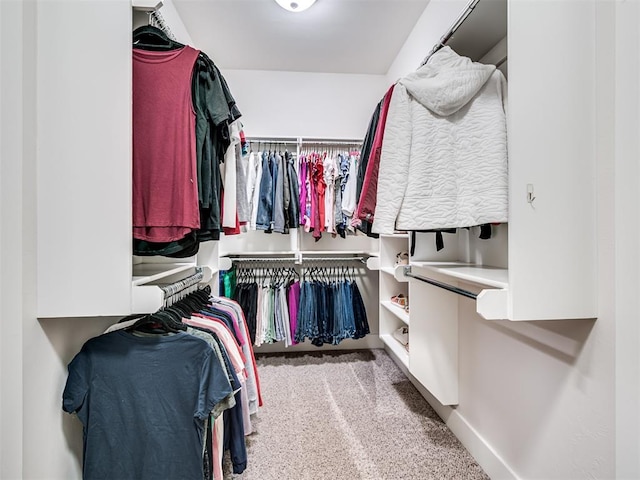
top-left (128, 309), bottom-right (185, 334)
top-left (132, 25), bottom-right (184, 51)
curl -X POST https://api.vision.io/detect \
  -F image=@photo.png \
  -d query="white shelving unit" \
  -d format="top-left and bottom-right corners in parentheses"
top-left (378, 234), bottom-right (411, 368)
top-left (131, 265), bottom-right (214, 314)
top-left (383, 0), bottom-right (599, 407)
top-left (35, 1), bottom-right (218, 318)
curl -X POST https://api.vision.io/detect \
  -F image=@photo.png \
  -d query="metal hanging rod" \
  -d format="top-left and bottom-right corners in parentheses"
top-left (403, 266), bottom-right (478, 300)
top-left (149, 10), bottom-right (176, 41)
top-left (231, 257), bottom-right (297, 263)
top-left (300, 140), bottom-right (362, 146)
top-left (248, 138), bottom-right (299, 146)
top-left (305, 256), bottom-right (368, 264)
top-left (159, 267), bottom-right (204, 306)
top-left (246, 137), bottom-right (362, 147)
top-left (230, 256), bottom-right (368, 264)
top-left (495, 56), bottom-right (508, 68)
top-left (420, 0), bottom-right (481, 66)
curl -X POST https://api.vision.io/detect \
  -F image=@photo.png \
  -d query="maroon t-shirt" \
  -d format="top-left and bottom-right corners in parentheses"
top-left (133, 46), bottom-right (201, 242)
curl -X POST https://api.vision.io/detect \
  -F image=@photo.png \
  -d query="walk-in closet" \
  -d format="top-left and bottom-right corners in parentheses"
top-left (1, 0), bottom-right (639, 479)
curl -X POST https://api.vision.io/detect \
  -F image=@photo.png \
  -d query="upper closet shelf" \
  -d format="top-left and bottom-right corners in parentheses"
top-left (131, 0), bottom-right (163, 12)
top-left (132, 263), bottom-right (194, 286)
top-left (403, 262), bottom-right (509, 321)
top-left (131, 265), bottom-right (214, 314)
top-left (410, 262), bottom-right (508, 289)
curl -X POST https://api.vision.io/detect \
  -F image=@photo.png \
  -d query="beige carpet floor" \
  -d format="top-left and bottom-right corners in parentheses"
top-left (225, 350), bottom-right (489, 480)
top-left (223, 349), bottom-right (489, 480)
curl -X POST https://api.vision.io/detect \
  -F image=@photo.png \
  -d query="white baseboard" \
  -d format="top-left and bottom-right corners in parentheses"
top-left (383, 345), bottom-right (519, 480)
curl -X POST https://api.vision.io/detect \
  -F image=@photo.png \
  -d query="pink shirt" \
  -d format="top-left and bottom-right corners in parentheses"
top-left (185, 316), bottom-right (246, 379)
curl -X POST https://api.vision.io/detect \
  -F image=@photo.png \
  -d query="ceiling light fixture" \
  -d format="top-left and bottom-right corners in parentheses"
top-left (274, 0), bottom-right (316, 13)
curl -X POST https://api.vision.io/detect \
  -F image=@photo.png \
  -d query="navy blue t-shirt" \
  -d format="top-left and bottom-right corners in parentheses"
top-left (63, 330), bottom-right (233, 480)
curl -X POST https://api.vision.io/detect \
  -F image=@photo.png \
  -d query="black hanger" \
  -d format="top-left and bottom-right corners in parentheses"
top-left (128, 309), bottom-right (185, 334)
top-left (132, 25), bottom-right (184, 51)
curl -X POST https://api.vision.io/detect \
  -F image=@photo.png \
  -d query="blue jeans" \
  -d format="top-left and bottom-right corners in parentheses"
top-left (256, 152), bottom-right (273, 230)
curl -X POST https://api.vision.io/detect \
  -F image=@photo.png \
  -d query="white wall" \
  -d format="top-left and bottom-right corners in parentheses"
top-left (386, 0), bottom-right (468, 83)
top-left (218, 68), bottom-right (387, 353)
top-left (1, 1), bottom-right (26, 477)
top-left (36, 0), bottom-right (132, 317)
top-left (0, 1), bottom-right (135, 478)
top-left (614, 1), bottom-right (640, 477)
top-left (222, 69), bottom-right (388, 139)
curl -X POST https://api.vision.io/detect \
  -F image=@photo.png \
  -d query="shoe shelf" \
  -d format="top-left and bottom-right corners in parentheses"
top-left (380, 334), bottom-right (409, 368)
top-left (380, 264), bottom-right (410, 281)
top-left (378, 233), bottom-right (412, 373)
top-left (381, 300), bottom-right (410, 325)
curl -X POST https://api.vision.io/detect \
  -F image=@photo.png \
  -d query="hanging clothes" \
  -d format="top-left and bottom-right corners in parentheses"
top-left (232, 263), bottom-right (369, 347)
top-left (340, 152), bottom-right (359, 234)
top-left (293, 146), bottom-right (360, 241)
top-left (132, 45), bottom-right (201, 244)
top-left (355, 83), bottom-right (396, 225)
top-left (373, 46), bottom-right (508, 234)
top-left (132, 31), bottom-right (243, 256)
top-left (353, 100), bottom-right (383, 238)
top-left (63, 287), bottom-right (262, 480)
top-left (295, 272), bottom-right (370, 346)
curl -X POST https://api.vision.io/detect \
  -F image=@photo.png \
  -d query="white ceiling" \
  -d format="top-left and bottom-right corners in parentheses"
top-left (172, 0), bottom-right (431, 75)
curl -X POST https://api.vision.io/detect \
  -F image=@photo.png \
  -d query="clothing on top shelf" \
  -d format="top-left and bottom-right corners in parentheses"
top-left (354, 83), bottom-right (395, 227)
top-left (239, 142), bottom-right (360, 240)
top-left (132, 45), bottom-right (201, 244)
top-left (353, 100), bottom-right (383, 239)
top-left (132, 27), bottom-right (244, 258)
top-left (298, 147), bottom-right (361, 240)
top-left (63, 287), bottom-right (261, 480)
top-left (373, 46), bottom-right (508, 235)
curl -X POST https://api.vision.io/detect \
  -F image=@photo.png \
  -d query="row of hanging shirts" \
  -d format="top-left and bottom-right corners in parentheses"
top-left (63, 285), bottom-right (261, 479)
top-left (221, 261), bottom-right (370, 347)
top-left (230, 139), bottom-right (362, 241)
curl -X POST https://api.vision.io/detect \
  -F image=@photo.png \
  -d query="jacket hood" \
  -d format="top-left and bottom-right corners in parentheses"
top-left (400, 46), bottom-right (496, 117)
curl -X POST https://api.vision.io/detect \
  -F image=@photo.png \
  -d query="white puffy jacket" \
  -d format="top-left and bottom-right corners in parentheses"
top-left (372, 47), bottom-right (508, 235)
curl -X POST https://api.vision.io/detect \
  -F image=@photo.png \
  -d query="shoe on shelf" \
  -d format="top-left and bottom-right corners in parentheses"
top-left (391, 294), bottom-right (408, 309)
top-left (393, 326), bottom-right (409, 346)
top-left (395, 252), bottom-right (409, 266)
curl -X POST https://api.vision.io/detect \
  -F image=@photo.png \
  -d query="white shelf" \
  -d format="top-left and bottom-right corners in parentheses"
top-left (132, 263), bottom-right (195, 286)
top-left (221, 251), bottom-right (296, 257)
top-left (381, 300), bottom-right (410, 325)
top-left (381, 266), bottom-right (396, 275)
top-left (299, 250), bottom-right (378, 256)
top-left (132, 0), bottom-right (163, 12)
top-left (410, 262), bottom-right (508, 289)
top-left (131, 265), bottom-right (215, 314)
top-left (380, 334), bottom-right (409, 367)
top-left (381, 265), bottom-right (410, 281)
